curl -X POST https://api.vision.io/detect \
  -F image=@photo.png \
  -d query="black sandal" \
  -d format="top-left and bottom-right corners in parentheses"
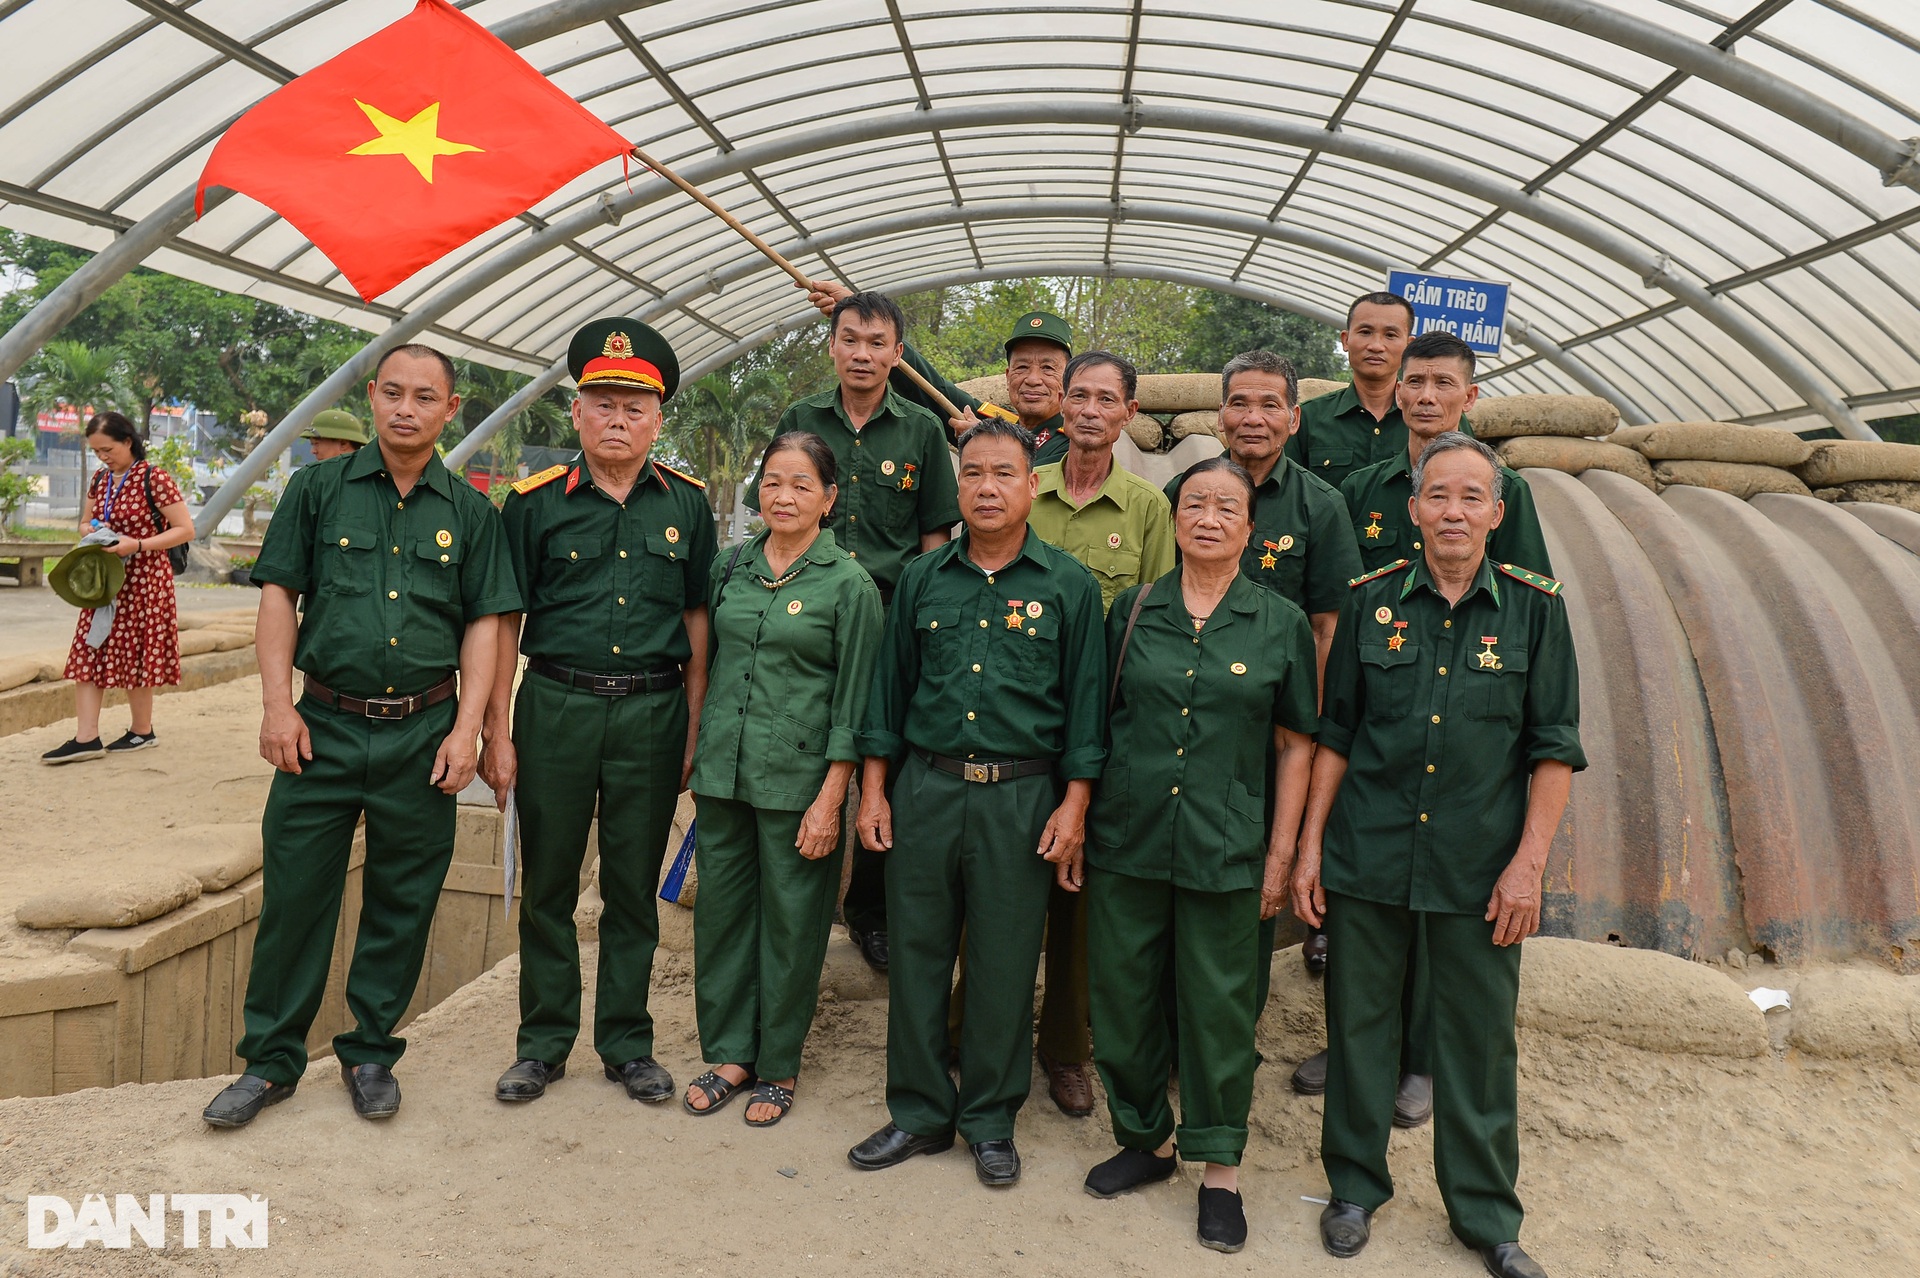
top-left (743, 1079), bottom-right (794, 1128)
top-left (682, 1068), bottom-right (754, 1116)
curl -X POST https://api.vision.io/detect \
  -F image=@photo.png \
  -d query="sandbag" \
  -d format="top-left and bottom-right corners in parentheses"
top-left (1124, 414), bottom-right (1164, 452)
top-left (1136, 373), bottom-right (1222, 414)
top-left (1299, 377), bottom-right (1344, 403)
top-left (1832, 479), bottom-right (1920, 513)
top-left (134, 823), bottom-right (265, 892)
top-left (954, 374), bottom-right (1009, 410)
top-left (1496, 437), bottom-right (1657, 490)
top-left (16, 869), bottom-right (203, 930)
top-left (1468, 394), bottom-right (1618, 440)
top-left (1654, 460), bottom-right (1811, 500)
top-left (0, 655), bottom-right (53, 693)
top-left (1795, 440), bottom-right (1920, 487)
top-left (1611, 422), bottom-right (1813, 467)
top-left (207, 629), bottom-right (254, 652)
top-left (1517, 937), bottom-right (1767, 1058)
top-left (1168, 411), bottom-right (1218, 441)
top-left (175, 630), bottom-right (224, 657)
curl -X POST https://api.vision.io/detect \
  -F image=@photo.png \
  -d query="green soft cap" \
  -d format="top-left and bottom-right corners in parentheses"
top-left (1004, 311), bottom-right (1073, 359)
top-left (302, 409), bottom-right (368, 445)
top-left (49, 544), bottom-right (126, 611)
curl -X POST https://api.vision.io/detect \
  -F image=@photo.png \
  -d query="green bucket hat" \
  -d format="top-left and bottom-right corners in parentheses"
top-left (303, 409), bottom-right (369, 445)
top-left (1004, 311), bottom-right (1073, 359)
top-left (49, 544), bottom-right (126, 611)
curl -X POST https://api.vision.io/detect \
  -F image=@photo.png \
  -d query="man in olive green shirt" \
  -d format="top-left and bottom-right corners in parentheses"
top-left (1288, 292), bottom-right (1416, 491)
top-left (205, 344), bottom-right (521, 1130)
top-left (1341, 331), bottom-right (1552, 578)
top-left (480, 318), bottom-right (715, 1107)
top-left (849, 419), bottom-right (1107, 1188)
top-left (801, 277), bottom-right (1075, 465)
top-left (755, 291), bottom-right (962, 972)
top-left (1293, 433), bottom-right (1584, 1278)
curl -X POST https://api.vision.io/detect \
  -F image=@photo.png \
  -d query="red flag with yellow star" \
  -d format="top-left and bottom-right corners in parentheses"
top-left (195, 0), bottom-right (631, 301)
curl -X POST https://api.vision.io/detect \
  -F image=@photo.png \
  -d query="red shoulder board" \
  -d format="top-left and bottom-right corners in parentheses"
top-left (1348, 559), bottom-right (1411, 588)
top-left (1497, 562), bottom-right (1564, 596)
top-left (509, 464), bottom-right (568, 495)
top-left (653, 460), bottom-right (706, 489)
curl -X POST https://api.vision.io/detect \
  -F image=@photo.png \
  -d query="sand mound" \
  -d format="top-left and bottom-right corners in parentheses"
top-left (1790, 966), bottom-right (1920, 1066)
top-left (1516, 937), bottom-right (1768, 1057)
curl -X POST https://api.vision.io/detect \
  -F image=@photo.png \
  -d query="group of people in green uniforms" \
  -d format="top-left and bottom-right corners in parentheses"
top-left (198, 278), bottom-right (1581, 1278)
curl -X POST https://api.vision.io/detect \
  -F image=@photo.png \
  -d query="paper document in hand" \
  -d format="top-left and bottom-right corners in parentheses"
top-left (502, 788), bottom-right (519, 919)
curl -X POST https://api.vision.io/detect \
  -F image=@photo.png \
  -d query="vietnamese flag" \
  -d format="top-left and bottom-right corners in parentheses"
top-left (196, 0), bottom-right (631, 300)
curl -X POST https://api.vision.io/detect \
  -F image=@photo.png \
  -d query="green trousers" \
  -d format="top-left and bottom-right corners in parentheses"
top-left (691, 794), bottom-right (843, 1079)
top-left (1088, 868), bottom-right (1259, 1166)
top-left (885, 754), bottom-right (1056, 1143)
top-left (513, 673), bottom-right (685, 1067)
top-left (1321, 891), bottom-right (1524, 1248)
top-left (238, 695), bottom-right (457, 1086)
top-left (948, 880), bottom-right (1091, 1064)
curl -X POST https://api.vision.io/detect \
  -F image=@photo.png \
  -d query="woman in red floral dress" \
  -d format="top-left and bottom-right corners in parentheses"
top-left (41, 411), bottom-right (197, 764)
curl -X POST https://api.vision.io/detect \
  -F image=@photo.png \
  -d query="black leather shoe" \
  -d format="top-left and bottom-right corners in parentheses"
top-left (847, 1122), bottom-right (955, 1170)
top-left (340, 1062), bottom-right (400, 1119)
top-left (1480, 1241), bottom-right (1549, 1278)
top-left (1393, 1072), bottom-right (1433, 1128)
top-left (202, 1075), bottom-right (292, 1128)
top-left (1197, 1186), bottom-right (1248, 1253)
top-left (605, 1057), bottom-right (673, 1103)
top-left (848, 925), bottom-right (890, 971)
top-left (1084, 1147), bottom-right (1177, 1198)
top-left (970, 1138), bottom-right (1020, 1186)
top-left (495, 1058), bottom-right (565, 1101)
top-left (1320, 1199), bottom-right (1372, 1258)
top-left (1291, 1048), bottom-right (1329, 1096)
top-left (1304, 926), bottom-right (1329, 975)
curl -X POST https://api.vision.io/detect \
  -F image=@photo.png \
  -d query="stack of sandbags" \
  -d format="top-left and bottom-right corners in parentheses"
top-left (0, 654), bottom-right (58, 693)
top-left (1136, 374), bottom-right (1221, 414)
top-left (1495, 437), bottom-right (1657, 490)
top-left (1124, 414), bottom-right (1164, 451)
top-left (1299, 377), bottom-right (1344, 403)
top-left (1168, 411), bottom-right (1217, 441)
top-left (955, 374), bottom-right (1009, 409)
top-left (1795, 441), bottom-right (1920, 512)
top-left (1610, 422), bottom-right (1814, 499)
top-left (1469, 395), bottom-right (1619, 440)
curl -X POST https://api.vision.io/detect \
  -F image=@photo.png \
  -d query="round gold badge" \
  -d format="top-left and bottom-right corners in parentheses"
top-left (787, 599), bottom-right (803, 615)
top-left (1029, 317), bottom-right (1044, 327)
top-left (1278, 534), bottom-right (1294, 552)
top-left (1026, 601), bottom-right (1043, 618)
top-left (1230, 662), bottom-right (1248, 675)
top-left (665, 526), bottom-right (680, 544)
top-left (1375, 606), bottom-right (1393, 625)
top-left (435, 529), bottom-right (452, 548)
top-left (881, 459), bottom-right (896, 476)
top-left (1108, 532), bottom-right (1123, 548)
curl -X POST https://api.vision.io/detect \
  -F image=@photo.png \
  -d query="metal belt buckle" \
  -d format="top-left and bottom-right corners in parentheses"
top-left (963, 761), bottom-right (997, 783)
top-left (363, 696), bottom-right (409, 720)
top-left (591, 674), bottom-right (633, 696)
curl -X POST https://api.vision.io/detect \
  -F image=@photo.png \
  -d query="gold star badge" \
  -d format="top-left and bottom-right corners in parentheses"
top-left (1005, 610), bottom-right (1023, 629)
top-left (1364, 518), bottom-right (1383, 540)
top-left (1477, 636), bottom-right (1502, 669)
top-left (1387, 620), bottom-right (1409, 651)
top-left (1259, 550), bottom-right (1278, 570)
top-left (346, 100), bottom-right (483, 182)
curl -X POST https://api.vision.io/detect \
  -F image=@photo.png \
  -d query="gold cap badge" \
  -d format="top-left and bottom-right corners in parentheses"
top-left (602, 331), bottom-right (634, 360)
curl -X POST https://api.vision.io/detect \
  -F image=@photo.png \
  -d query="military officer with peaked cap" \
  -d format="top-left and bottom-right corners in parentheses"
top-left (302, 408), bottom-right (370, 461)
top-left (479, 318), bottom-right (716, 1106)
top-left (203, 342), bottom-right (521, 1128)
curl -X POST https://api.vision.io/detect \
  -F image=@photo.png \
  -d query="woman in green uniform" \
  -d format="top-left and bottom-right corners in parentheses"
top-left (1082, 456), bottom-right (1319, 1252)
top-left (685, 432), bottom-right (884, 1126)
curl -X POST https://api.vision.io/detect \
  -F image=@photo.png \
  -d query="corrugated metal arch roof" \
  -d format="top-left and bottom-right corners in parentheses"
top-left (2, 0), bottom-right (1918, 445)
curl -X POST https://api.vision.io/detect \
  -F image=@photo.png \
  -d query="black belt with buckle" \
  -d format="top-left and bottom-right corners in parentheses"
top-left (303, 674), bottom-right (457, 720)
top-left (528, 657), bottom-right (683, 697)
top-left (916, 748), bottom-right (1053, 784)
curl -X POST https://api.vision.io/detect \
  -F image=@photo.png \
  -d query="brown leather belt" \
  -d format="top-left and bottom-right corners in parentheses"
top-left (915, 748), bottom-right (1053, 784)
top-left (527, 657), bottom-right (683, 696)
top-left (303, 674), bottom-right (457, 720)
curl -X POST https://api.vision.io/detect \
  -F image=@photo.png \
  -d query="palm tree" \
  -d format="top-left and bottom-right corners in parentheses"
top-left (19, 340), bottom-right (134, 523)
top-left (662, 366), bottom-right (786, 534)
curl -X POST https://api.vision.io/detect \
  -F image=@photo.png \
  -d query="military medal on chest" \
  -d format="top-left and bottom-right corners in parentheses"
top-left (1387, 620), bottom-right (1409, 651)
top-left (900, 462), bottom-right (917, 491)
top-left (1258, 539), bottom-right (1281, 570)
top-left (1477, 635), bottom-right (1502, 669)
top-left (1004, 599), bottom-right (1024, 629)
top-left (1364, 512), bottom-right (1384, 540)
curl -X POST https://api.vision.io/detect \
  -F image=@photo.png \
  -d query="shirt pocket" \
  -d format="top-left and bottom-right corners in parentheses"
top-left (1310, 447), bottom-right (1354, 478)
top-left (413, 537), bottom-right (463, 609)
top-left (1224, 778), bottom-right (1267, 861)
top-left (319, 524), bottom-right (377, 596)
top-left (1358, 640), bottom-right (1419, 719)
top-left (1090, 763), bottom-right (1130, 850)
top-left (772, 706), bottom-right (829, 756)
top-left (1358, 516), bottom-right (1404, 554)
top-left (1253, 534), bottom-right (1307, 598)
top-left (916, 605), bottom-right (963, 675)
top-left (1464, 644), bottom-right (1530, 723)
top-left (1083, 543), bottom-right (1141, 591)
top-left (639, 532), bottom-right (688, 604)
top-left (1012, 609), bottom-right (1061, 679)
top-left (542, 537), bottom-right (606, 603)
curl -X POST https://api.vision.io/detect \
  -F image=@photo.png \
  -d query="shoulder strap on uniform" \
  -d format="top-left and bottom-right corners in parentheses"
top-left (1348, 558), bottom-right (1410, 588)
top-left (1108, 581), bottom-right (1154, 716)
top-left (654, 460), bottom-right (707, 489)
top-left (1497, 562), bottom-right (1564, 596)
top-left (509, 463), bottom-right (568, 495)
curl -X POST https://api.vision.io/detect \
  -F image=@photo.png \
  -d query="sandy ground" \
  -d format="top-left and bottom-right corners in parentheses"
top-left (0, 936), bottom-right (1916, 1276)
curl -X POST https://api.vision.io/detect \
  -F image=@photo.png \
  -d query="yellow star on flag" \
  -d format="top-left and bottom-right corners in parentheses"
top-left (347, 100), bottom-right (483, 182)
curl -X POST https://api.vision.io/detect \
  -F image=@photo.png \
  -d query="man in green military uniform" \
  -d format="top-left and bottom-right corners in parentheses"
top-left (754, 290), bottom-right (962, 972)
top-left (1341, 331), bottom-right (1552, 578)
top-left (1293, 432), bottom-right (1584, 1278)
top-left (1011, 349), bottom-right (1173, 1116)
top-left (301, 408), bottom-right (370, 461)
top-left (849, 418), bottom-right (1107, 1188)
top-left (801, 277), bottom-right (1076, 465)
top-left (1288, 292), bottom-right (1417, 491)
top-left (203, 344), bottom-right (521, 1129)
top-left (480, 319), bottom-right (715, 1106)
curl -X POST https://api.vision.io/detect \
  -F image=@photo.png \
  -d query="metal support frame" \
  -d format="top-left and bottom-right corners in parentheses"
top-left (1504, 318), bottom-right (1654, 426)
top-left (443, 359), bottom-right (570, 471)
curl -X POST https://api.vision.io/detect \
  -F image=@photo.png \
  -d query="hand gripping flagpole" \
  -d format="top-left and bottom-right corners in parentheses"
top-left (630, 146), bottom-right (1018, 428)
